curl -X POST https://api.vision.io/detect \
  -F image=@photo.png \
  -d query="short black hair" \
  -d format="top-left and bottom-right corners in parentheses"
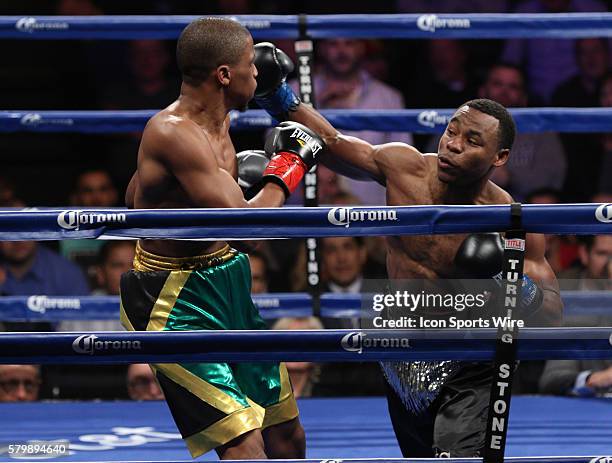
top-left (176, 17), bottom-right (251, 86)
top-left (464, 98), bottom-right (516, 151)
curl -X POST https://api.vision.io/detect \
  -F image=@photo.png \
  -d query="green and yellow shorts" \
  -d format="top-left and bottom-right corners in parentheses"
top-left (119, 243), bottom-right (298, 457)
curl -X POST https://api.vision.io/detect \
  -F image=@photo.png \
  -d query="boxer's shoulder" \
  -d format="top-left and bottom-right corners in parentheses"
top-left (375, 142), bottom-right (428, 177)
top-left (481, 180), bottom-right (513, 205)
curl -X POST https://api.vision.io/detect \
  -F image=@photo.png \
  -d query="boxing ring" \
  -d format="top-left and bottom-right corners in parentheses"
top-left (1, 397), bottom-right (612, 460)
top-left (1, 11), bottom-right (612, 463)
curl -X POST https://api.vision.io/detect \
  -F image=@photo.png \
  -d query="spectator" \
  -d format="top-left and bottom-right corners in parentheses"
top-left (555, 44), bottom-right (610, 201)
top-left (552, 38), bottom-right (610, 108)
top-left (417, 39), bottom-right (477, 109)
top-left (502, 0), bottom-right (608, 104)
top-left (598, 74), bottom-right (612, 194)
top-left (317, 166), bottom-right (348, 205)
top-left (291, 38), bottom-right (412, 205)
top-left (62, 168), bottom-right (119, 287)
top-left (69, 168), bottom-right (119, 208)
top-left (272, 317), bottom-right (323, 398)
top-left (479, 63), bottom-right (567, 200)
top-left (0, 176), bottom-right (15, 205)
top-left (539, 359), bottom-right (612, 397)
top-left (321, 236), bottom-right (368, 295)
top-left (95, 241), bottom-right (135, 295)
top-left (127, 364), bottom-right (164, 401)
top-left (0, 235), bottom-right (90, 332)
top-left (102, 40), bottom-right (178, 110)
top-left (58, 241), bottom-right (134, 332)
top-left (559, 235), bottom-right (612, 291)
top-left (249, 250), bottom-right (269, 294)
top-left (0, 365), bottom-right (41, 402)
top-left (320, 236), bottom-right (386, 328)
top-left (0, 239), bottom-right (88, 333)
top-left (525, 188), bottom-right (579, 274)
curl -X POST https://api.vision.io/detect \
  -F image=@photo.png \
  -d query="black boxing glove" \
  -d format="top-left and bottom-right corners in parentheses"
top-left (236, 149), bottom-right (271, 199)
top-left (455, 233), bottom-right (543, 317)
top-left (253, 42), bottom-right (300, 121)
top-left (262, 121), bottom-right (324, 196)
top-left (455, 233), bottom-right (505, 279)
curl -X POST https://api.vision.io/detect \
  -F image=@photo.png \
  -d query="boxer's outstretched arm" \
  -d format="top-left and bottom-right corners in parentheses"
top-left (143, 119), bottom-right (285, 209)
top-left (524, 233), bottom-right (563, 326)
top-left (290, 103), bottom-right (422, 184)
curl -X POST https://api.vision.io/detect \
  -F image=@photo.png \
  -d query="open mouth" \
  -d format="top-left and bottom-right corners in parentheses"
top-left (438, 156), bottom-right (455, 170)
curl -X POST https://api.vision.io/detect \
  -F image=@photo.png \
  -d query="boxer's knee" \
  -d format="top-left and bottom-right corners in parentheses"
top-left (216, 429), bottom-right (267, 460)
top-left (263, 417), bottom-right (305, 459)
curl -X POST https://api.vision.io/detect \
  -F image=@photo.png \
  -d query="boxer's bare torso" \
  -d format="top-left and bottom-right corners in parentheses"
top-left (383, 153), bottom-right (511, 279)
top-left (126, 103), bottom-right (237, 257)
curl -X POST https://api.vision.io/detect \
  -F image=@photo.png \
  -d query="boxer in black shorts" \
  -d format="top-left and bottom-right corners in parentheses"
top-left (253, 44), bottom-right (563, 456)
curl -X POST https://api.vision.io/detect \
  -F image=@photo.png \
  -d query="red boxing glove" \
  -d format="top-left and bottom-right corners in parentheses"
top-left (263, 151), bottom-right (309, 195)
top-left (262, 122), bottom-right (324, 196)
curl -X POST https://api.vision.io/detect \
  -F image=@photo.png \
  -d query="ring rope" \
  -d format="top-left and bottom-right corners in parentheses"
top-left (0, 328), bottom-right (610, 364)
top-left (2, 108), bottom-right (612, 133)
top-left (1, 13), bottom-right (611, 39)
top-left (0, 204), bottom-right (610, 241)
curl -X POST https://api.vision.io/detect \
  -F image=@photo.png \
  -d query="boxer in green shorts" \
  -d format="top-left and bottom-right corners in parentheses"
top-left (120, 244), bottom-right (297, 457)
top-left (120, 17), bottom-right (323, 460)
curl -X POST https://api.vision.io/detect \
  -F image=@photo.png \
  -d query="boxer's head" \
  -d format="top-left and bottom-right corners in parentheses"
top-left (177, 17), bottom-right (257, 111)
top-left (437, 98), bottom-right (515, 186)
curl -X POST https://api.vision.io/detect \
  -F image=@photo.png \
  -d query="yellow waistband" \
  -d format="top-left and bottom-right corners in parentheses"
top-left (133, 242), bottom-right (237, 272)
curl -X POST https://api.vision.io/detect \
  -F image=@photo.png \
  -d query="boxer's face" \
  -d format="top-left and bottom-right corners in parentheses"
top-left (228, 36), bottom-right (257, 111)
top-left (437, 106), bottom-right (508, 185)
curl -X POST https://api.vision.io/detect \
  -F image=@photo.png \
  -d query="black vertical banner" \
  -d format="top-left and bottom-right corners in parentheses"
top-left (294, 14), bottom-right (321, 315)
top-left (483, 203), bottom-right (524, 463)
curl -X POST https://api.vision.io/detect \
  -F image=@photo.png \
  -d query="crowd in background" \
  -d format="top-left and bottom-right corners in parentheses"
top-left (0, 0), bottom-right (611, 402)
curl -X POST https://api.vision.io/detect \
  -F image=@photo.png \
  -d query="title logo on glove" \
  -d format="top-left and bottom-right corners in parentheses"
top-left (290, 128), bottom-right (323, 156)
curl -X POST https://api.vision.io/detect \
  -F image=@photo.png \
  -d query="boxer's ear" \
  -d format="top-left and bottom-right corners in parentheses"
top-left (494, 149), bottom-right (509, 167)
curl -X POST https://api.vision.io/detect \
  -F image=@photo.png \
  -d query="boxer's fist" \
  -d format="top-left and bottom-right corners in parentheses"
top-left (455, 233), bottom-right (504, 279)
top-left (254, 42), bottom-right (300, 120)
top-left (455, 233), bottom-right (543, 317)
top-left (262, 121), bottom-right (324, 196)
top-left (237, 149), bottom-right (271, 199)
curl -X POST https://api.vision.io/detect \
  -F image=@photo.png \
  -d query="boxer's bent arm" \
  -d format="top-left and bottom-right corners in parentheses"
top-left (288, 104), bottom-right (385, 182)
top-left (524, 233), bottom-right (563, 326)
top-left (125, 173), bottom-right (137, 208)
top-left (148, 121), bottom-right (284, 209)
